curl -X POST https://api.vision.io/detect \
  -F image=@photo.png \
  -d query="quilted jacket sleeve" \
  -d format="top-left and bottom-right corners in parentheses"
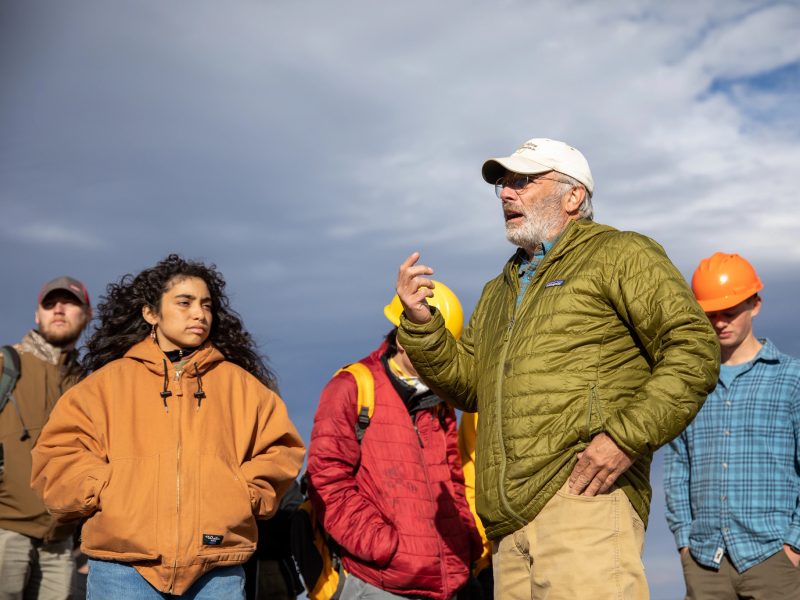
top-left (601, 233), bottom-right (720, 458)
top-left (306, 372), bottom-right (399, 567)
top-left (397, 301), bottom-right (482, 412)
top-left (30, 377), bottom-right (111, 522)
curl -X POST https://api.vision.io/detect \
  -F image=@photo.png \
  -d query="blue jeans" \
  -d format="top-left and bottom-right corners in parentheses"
top-left (86, 559), bottom-right (245, 599)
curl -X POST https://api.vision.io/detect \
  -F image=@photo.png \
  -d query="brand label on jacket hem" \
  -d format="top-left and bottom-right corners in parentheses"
top-left (202, 534), bottom-right (224, 546)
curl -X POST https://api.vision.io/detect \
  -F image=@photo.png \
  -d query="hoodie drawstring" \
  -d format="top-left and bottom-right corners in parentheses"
top-left (160, 359), bottom-right (172, 412)
top-left (194, 363), bottom-right (206, 411)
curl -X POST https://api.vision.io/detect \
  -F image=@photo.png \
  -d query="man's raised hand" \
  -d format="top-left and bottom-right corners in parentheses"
top-left (396, 253), bottom-right (435, 325)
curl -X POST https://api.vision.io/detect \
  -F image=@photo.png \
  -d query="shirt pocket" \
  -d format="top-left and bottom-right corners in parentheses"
top-left (83, 455), bottom-right (160, 560)
top-left (196, 453), bottom-right (256, 554)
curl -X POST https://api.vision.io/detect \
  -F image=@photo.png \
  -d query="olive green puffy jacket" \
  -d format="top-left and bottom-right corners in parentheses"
top-left (398, 219), bottom-right (720, 539)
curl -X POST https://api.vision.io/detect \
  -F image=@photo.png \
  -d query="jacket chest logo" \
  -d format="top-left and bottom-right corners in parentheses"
top-left (544, 279), bottom-right (565, 288)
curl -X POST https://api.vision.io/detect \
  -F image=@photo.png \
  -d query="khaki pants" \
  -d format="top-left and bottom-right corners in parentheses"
top-left (0, 528), bottom-right (74, 600)
top-left (492, 483), bottom-right (648, 600)
top-left (681, 549), bottom-right (800, 599)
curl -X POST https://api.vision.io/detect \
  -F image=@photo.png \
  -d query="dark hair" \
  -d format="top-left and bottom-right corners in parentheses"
top-left (82, 254), bottom-right (278, 390)
top-left (384, 327), bottom-right (399, 357)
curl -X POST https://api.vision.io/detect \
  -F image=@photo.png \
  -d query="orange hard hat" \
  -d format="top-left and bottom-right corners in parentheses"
top-left (691, 252), bottom-right (763, 312)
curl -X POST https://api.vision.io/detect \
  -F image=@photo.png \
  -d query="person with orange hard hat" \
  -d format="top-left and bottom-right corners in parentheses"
top-left (664, 252), bottom-right (800, 599)
top-left (306, 282), bottom-right (481, 600)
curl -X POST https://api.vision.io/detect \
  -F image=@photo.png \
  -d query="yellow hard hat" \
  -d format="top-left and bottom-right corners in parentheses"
top-left (383, 280), bottom-right (464, 340)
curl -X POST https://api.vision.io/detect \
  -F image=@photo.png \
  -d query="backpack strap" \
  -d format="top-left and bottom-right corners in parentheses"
top-left (288, 364), bottom-right (375, 599)
top-left (0, 346), bottom-right (29, 441)
top-left (334, 363), bottom-right (375, 443)
top-left (0, 346), bottom-right (21, 414)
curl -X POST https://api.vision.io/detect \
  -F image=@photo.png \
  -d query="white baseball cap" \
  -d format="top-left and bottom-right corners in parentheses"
top-left (481, 138), bottom-right (594, 195)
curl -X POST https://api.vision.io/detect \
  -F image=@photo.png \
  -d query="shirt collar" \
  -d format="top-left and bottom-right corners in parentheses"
top-left (516, 238), bottom-right (557, 272)
top-left (753, 338), bottom-right (781, 364)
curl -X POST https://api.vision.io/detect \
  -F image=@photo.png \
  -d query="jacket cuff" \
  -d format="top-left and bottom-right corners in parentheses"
top-left (247, 485), bottom-right (277, 519)
top-left (398, 307), bottom-right (445, 336)
top-left (85, 465), bottom-right (112, 511)
top-left (600, 418), bottom-right (644, 459)
top-left (372, 522), bottom-right (400, 568)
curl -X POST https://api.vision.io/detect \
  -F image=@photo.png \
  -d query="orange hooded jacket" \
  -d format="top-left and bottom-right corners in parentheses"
top-left (30, 338), bottom-right (305, 595)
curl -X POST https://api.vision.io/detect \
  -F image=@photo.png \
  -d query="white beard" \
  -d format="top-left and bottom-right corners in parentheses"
top-left (505, 193), bottom-right (565, 250)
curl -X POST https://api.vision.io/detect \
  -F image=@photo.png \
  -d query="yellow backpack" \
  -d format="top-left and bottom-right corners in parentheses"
top-left (290, 363), bottom-right (374, 600)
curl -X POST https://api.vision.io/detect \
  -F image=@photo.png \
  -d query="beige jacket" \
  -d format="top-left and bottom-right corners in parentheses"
top-left (0, 330), bottom-right (78, 541)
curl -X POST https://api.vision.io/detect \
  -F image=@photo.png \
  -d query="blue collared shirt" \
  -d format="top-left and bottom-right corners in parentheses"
top-left (663, 339), bottom-right (800, 572)
top-left (516, 239), bottom-right (556, 306)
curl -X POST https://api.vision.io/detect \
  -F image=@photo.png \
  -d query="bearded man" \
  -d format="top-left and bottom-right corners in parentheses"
top-left (394, 138), bottom-right (720, 599)
top-left (0, 276), bottom-right (91, 600)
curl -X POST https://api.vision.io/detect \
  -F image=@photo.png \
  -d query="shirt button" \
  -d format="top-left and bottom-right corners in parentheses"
top-left (724, 430), bottom-right (731, 436)
top-left (722, 463), bottom-right (728, 469)
top-left (723, 528), bottom-right (729, 533)
top-left (721, 495), bottom-right (727, 501)
top-left (725, 401), bottom-right (732, 406)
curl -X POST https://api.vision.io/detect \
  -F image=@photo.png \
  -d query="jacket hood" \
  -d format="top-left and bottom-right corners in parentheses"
top-left (503, 218), bottom-right (617, 285)
top-left (123, 338), bottom-right (226, 377)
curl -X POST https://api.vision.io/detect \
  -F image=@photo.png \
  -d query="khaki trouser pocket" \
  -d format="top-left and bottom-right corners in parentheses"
top-left (494, 482), bottom-right (649, 600)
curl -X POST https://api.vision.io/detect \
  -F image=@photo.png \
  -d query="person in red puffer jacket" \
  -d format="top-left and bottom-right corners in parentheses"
top-left (307, 283), bottom-right (480, 600)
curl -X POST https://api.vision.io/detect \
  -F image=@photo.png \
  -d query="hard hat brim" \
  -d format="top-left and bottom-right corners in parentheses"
top-left (384, 304), bottom-right (401, 327)
top-left (697, 289), bottom-right (761, 313)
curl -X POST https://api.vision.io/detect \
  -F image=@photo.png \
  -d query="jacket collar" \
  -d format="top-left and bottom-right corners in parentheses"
top-left (123, 338), bottom-right (225, 377)
top-left (503, 218), bottom-right (614, 285)
top-left (379, 351), bottom-right (441, 414)
top-left (18, 330), bottom-right (68, 366)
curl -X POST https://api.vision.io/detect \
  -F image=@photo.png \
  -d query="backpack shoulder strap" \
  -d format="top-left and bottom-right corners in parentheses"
top-left (334, 362), bottom-right (375, 443)
top-left (0, 346), bottom-right (21, 413)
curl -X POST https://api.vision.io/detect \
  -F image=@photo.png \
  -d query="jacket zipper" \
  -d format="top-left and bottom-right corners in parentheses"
top-left (586, 385), bottom-right (600, 441)
top-left (413, 423), bottom-right (424, 447)
top-left (494, 251), bottom-right (559, 528)
top-left (168, 368), bottom-right (183, 593)
top-left (415, 413), bottom-right (448, 597)
top-left (494, 304), bottom-right (527, 527)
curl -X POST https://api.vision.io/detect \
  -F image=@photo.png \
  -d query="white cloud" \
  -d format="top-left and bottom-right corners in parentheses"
top-left (686, 3), bottom-right (800, 80)
top-left (5, 222), bottom-right (106, 249)
top-left (233, 1), bottom-right (799, 273)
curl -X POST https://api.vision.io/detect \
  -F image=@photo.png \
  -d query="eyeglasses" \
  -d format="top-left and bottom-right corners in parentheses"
top-left (494, 174), bottom-right (563, 198)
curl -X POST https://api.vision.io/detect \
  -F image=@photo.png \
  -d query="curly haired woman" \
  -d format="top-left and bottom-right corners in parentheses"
top-left (31, 255), bottom-right (305, 599)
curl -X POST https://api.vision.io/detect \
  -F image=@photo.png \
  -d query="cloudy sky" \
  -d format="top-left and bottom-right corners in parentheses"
top-left (2, 1), bottom-right (799, 597)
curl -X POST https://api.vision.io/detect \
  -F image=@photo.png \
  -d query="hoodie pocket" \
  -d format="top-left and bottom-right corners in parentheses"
top-left (196, 454), bottom-right (256, 554)
top-left (82, 455), bottom-right (160, 560)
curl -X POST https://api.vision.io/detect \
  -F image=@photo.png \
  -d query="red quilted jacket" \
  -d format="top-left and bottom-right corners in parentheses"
top-left (307, 344), bottom-right (480, 599)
